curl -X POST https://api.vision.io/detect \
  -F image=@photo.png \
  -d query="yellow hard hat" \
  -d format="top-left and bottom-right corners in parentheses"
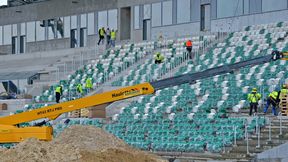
top-left (252, 88), bottom-right (257, 92)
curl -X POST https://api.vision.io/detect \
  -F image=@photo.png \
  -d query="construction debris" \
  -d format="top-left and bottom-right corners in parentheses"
top-left (0, 125), bottom-right (166, 162)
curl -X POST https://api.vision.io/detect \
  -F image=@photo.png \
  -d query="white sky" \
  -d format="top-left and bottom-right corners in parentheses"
top-left (0, 0), bottom-right (7, 6)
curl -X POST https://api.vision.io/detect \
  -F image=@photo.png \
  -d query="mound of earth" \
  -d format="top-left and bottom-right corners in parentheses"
top-left (0, 125), bottom-right (166, 162)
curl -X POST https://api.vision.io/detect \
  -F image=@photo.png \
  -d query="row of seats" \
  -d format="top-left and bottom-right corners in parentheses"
top-left (106, 21), bottom-right (288, 153)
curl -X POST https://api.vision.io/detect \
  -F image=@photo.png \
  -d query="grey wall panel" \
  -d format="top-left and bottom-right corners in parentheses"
top-left (211, 9), bottom-right (288, 32)
top-left (249, 0), bottom-right (262, 14)
top-left (191, 0), bottom-right (200, 22)
top-left (210, 0), bottom-right (217, 19)
top-left (151, 22), bottom-right (200, 39)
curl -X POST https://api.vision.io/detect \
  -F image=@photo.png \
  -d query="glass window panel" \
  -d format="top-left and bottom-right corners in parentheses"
top-left (12, 24), bottom-right (17, 37)
top-left (3, 25), bottom-right (11, 45)
top-left (108, 9), bottom-right (118, 30)
top-left (262, 0), bottom-right (287, 12)
top-left (177, 0), bottom-right (190, 23)
top-left (48, 19), bottom-right (56, 40)
top-left (36, 21), bottom-right (45, 41)
top-left (162, 1), bottom-right (172, 25)
top-left (81, 14), bottom-right (87, 28)
top-left (87, 13), bottom-right (95, 35)
top-left (71, 15), bottom-right (77, 29)
top-left (217, 0), bottom-right (243, 18)
top-left (98, 11), bottom-right (107, 30)
top-left (0, 26), bottom-right (2, 45)
top-left (243, 0), bottom-right (249, 14)
top-left (55, 17), bottom-right (64, 38)
top-left (134, 6), bottom-right (140, 29)
top-left (152, 2), bottom-right (162, 27)
top-left (64, 16), bottom-right (70, 38)
top-left (26, 22), bottom-right (35, 42)
top-left (144, 4), bottom-right (151, 20)
top-left (21, 23), bottom-right (25, 35)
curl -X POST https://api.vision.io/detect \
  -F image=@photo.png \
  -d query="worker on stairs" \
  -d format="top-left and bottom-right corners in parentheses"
top-left (76, 83), bottom-right (83, 97)
top-left (55, 85), bottom-right (63, 103)
top-left (185, 40), bottom-right (193, 59)
top-left (85, 77), bottom-right (93, 93)
top-left (264, 89), bottom-right (280, 116)
top-left (154, 52), bottom-right (165, 64)
top-left (247, 88), bottom-right (261, 116)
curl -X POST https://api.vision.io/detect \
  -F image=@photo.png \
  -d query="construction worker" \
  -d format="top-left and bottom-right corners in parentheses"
top-left (247, 88), bottom-right (261, 116)
top-left (85, 78), bottom-right (93, 92)
top-left (76, 83), bottom-right (83, 96)
top-left (280, 84), bottom-right (288, 96)
top-left (185, 40), bottom-right (193, 59)
top-left (97, 27), bottom-right (106, 45)
top-left (55, 85), bottom-right (63, 103)
top-left (154, 52), bottom-right (164, 64)
top-left (264, 90), bottom-right (279, 116)
top-left (111, 29), bottom-right (117, 47)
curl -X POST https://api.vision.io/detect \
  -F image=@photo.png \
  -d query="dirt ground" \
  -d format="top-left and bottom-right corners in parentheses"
top-left (0, 125), bottom-right (166, 162)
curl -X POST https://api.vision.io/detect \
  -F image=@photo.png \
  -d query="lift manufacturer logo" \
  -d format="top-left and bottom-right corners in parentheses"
top-left (112, 88), bottom-right (142, 98)
top-left (37, 106), bottom-right (62, 116)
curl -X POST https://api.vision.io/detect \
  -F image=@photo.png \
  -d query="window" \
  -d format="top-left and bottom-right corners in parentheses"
top-left (48, 19), bottom-right (55, 40)
top-left (71, 15), bottom-right (77, 29)
top-left (98, 11), bottom-right (108, 30)
top-left (108, 9), bottom-right (118, 30)
top-left (64, 16), bottom-right (70, 38)
top-left (262, 0), bottom-right (287, 12)
top-left (81, 14), bottom-right (87, 28)
top-left (162, 1), bottom-right (173, 25)
top-left (21, 23), bottom-right (26, 36)
top-left (244, 0), bottom-right (249, 14)
top-left (87, 12), bottom-right (95, 35)
top-left (12, 24), bottom-right (17, 37)
top-left (56, 17), bottom-right (64, 38)
top-left (144, 4), bottom-right (151, 20)
top-left (152, 2), bottom-right (162, 27)
top-left (26, 22), bottom-right (35, 42)
top-left (177, 0), bottom-right (190, 23)
top-left (0, 26), bottom-right (2, 45)
top-left (3, 25), bottom-right (11, 45)
top-left (36, 21), bottom-right (45, 41)
top-left (134, 6), bottom-right (140, 29)
top-left (217, 0), bottom-right (243, 18)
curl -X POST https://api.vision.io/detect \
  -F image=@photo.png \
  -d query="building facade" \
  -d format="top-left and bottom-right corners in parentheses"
top-left (0, 0), bottom-right (287, 54)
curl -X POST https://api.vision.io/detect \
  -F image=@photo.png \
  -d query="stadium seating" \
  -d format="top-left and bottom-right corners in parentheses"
top-left (105, 21), bottom-right (288, 153)
top-left (112, 35), bottom-right (216, 86)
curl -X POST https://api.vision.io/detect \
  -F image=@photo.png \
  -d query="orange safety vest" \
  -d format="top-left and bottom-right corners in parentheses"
top-left (186, 40), bottom-right (192, 47)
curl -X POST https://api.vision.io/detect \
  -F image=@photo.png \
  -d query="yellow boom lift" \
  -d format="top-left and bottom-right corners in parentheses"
top-left (0, 51), bottom-right (284, 143)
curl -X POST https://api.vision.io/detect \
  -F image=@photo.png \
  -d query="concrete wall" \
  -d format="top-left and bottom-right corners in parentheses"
top-left (211, 9), bottom-right (288, 32)
top-left (0, 45), bottom-right (11, 55)
top-left (0, 99), bottom-right (31, 116)
top-left (26, 38), bottom-right (70, 53)
top-left (256, 142), bottom-right (288, 162)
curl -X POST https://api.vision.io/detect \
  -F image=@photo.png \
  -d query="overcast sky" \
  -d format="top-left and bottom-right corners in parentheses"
top-left (0, 0), bottom-right (7, 6)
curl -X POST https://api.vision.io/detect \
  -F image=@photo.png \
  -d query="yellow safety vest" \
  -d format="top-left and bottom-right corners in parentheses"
top-left (111, 31), bottom-right (116, 40)
top-left (269, 91), bottom-right (278, 100)
top-left (247, 93), bottom-right (261, 103)
top-left (55, 87), bottom-right (61, 93)
top-left (281, 88), bottom-right (288, 94)
top-left (86, 78), bottom-right (92, 88)
top-left (100, 29), bottom-right (105, 36)
top-left (77, 84), bottom-right (83, 93)
top-left (155, 54), bottom-right (164, 62)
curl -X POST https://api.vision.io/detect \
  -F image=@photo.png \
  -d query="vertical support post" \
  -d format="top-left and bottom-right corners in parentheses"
top-left (245, 125), bottom-right (249, 154)
top-left (234, 125), bottom-right (237, 146)
top-left (280, 116), bottom-right (283, 135)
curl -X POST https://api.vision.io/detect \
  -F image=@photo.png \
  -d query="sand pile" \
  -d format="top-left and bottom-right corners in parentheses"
top-left (0, 125), bottom-right (166, 162)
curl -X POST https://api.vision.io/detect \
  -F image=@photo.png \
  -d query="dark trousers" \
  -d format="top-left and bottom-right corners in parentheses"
top-left (55, 92), bottom-right (61, 103)
top-left (186, 47), bottom-right (192, 59)
top-left (98, 36), bottom-right (104, 45)
top-left (249, 103), bottom-right (258, 116)
top-left (155, 60), bottom-right (162, 64)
